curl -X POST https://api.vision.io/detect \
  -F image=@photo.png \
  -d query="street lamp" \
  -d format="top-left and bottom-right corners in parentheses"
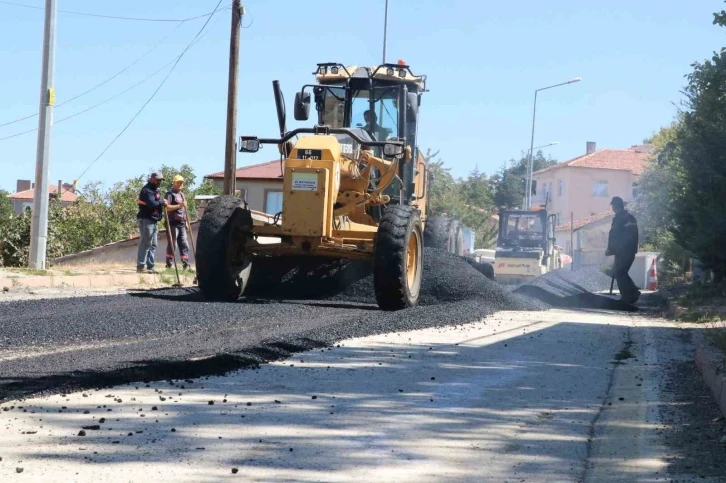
top-left (525, 78), bottom-right (581, 208)
top-left (530, 141), bottom-right (560, 154)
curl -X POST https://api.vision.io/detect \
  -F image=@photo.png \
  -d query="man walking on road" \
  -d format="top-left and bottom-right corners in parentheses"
top-left (164, 175), bottom-right (191, 270)
top-left (136, 172), bottom-right (168, 273)
top-left (606, 196), bottom-right (641, 304)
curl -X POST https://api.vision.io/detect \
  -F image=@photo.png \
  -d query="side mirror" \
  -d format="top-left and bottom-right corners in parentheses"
top-left (406, 92), bottom-right (418, 122)
top-left (239, 137), bottom-right (260, 153)
top-left (384, 143), bottom-right (404, 157)
top-left (294, 91), bottom-right (311, 121)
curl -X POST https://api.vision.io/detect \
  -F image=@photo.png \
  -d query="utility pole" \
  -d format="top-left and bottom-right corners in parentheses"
top-left (223, 0), bottom-right (243, 195)
top-left (29, 0), bottom-right (57, 270)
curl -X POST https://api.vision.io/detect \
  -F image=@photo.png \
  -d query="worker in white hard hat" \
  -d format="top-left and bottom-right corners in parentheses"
top-left (164, 175), bottom-right (190, 270)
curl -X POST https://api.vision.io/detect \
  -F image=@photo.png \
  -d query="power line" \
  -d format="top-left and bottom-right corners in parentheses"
top-left (0, 8), bottom-right (226, 142)
top-left (0, 0), bottom-right (219, 22)
top-left (67, 0), bottom-right (226, 189)
top-left (0, 22), bottom-right (184, 129)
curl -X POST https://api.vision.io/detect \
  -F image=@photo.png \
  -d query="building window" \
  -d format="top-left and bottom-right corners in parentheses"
top-left (557, 179), bottom-right (564, 196)
top-left (265, 190), bottom-right (283, 215)
top-left (592, 180), bottom-right (609, 197)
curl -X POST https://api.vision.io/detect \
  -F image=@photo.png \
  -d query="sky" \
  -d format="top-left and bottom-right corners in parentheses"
top-left (0, 0), bottom-right (724, 193)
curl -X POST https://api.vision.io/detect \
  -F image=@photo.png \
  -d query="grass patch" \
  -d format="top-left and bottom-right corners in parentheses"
top-left (675, 282), bottom-right (726, 307)
top-left (676, 311), bottom-right (725, 323)
top-left (6, 268), bottom-right (49, 276)
top-left (614, 347), bottom-right (634, 361)
top-left (614, 340), bottom-right (635, 361)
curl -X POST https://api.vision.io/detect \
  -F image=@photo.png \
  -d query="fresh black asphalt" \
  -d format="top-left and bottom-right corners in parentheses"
top-left (0, 248), bottom-right (623, 402)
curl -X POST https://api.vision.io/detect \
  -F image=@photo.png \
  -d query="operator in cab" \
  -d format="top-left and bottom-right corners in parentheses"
top-left (605, 196), bottom-right (641, 304)
top-left (363, 110), bottom-right (391, 142)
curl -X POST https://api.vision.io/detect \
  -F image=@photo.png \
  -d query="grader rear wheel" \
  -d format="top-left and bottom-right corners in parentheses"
top-left (424, 216), bottom-right (463, 255)
top-left (373, 205), bottom-right (423, 311)
top-left (196, 195), bottom-right (253, 302)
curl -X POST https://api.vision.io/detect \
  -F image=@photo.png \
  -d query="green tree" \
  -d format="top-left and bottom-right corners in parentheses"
top-left (0, 165), bottom-right (220, 267)
top-left (634, 121), bottom-right (691, 282)
top-left (0, 189), bottom-right (12, 221)
top-left (426, 150), bottom-right (498, 248)
top-left (488, 151), bottom-right (557, 209)
top-left (667, 45), bottom-right (726, 279)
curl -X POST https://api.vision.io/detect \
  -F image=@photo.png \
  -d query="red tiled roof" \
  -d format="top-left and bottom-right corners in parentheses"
top-left (555, 211), bottom-right (612, 232)
top-left (8, 184), bottom-right (77, 202)
top-left (205, 160), bottom-right (284, 180)
top-left (534, 145), bottom-right (651, 176)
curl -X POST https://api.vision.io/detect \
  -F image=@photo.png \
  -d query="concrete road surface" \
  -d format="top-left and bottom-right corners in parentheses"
top-left (1, 309), bottom-right (724, 482)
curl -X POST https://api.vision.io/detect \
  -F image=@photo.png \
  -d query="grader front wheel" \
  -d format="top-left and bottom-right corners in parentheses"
top-left (196, 195), bottom-right (253, 302)
top-left (373, 205), bottom-right (423, 311)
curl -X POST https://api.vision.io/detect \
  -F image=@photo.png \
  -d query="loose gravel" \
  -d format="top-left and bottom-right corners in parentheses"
top-left (0, 248), bottom-right (636, 401)
top-left (0, 248), bottom-right (546, 401)
top-left (514, 267), bottom-right (638, 312)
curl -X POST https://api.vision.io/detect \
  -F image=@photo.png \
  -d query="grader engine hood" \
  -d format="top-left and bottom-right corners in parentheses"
top-left (281, 136), bottom-right (344, 241)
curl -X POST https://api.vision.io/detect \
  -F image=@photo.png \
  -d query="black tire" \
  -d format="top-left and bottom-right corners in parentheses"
top-left (481, 262), bottom-right (494, 280)
top-left (424, 216), bottom-right (452, 251)
top-left (424, 216), bottom-right (465, 256)
top-left (449, 219), bottom-right (465, 256)
top-left (196, 195), bottom-right (253, 302)
top-left (463, 257), bottom-right (495, 280)
top-left (374, 205), bottom-right (423, 311)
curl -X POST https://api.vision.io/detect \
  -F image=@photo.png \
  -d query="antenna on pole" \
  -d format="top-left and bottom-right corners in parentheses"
top-left (382, 0), bottom-right (389, 63)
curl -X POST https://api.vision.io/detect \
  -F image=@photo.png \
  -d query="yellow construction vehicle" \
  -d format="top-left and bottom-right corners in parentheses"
top-left (196, 61), bottom-right (445, 310)
top-left (493, 208), bottom-right (562, 284)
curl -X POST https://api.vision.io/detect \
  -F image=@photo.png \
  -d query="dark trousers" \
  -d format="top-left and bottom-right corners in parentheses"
top-left (614, 253), bottom-right (639, 302)
top-left (165, 223), bottom-right (190, 265)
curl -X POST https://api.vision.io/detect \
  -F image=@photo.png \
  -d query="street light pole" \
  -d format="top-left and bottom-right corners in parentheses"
top-left (525, 78), bottom-right (581, 209)
top-left (28, 0), bottom-right (57, 270)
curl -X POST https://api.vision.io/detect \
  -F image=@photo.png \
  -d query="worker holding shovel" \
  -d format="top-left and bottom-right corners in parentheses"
top-left (164, 175), bottom-right (191, 271)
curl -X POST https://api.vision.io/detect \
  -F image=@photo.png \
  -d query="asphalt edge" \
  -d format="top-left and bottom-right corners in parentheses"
top-left (695, 344), bottom-right (726, 418)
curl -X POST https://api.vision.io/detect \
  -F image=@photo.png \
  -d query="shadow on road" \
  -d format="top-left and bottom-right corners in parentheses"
top-left (3, 321), bottom-right (725, 482)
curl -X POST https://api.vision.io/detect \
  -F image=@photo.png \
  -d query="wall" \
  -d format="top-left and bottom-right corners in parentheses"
top-left (211, 179), bottom-right (283, 213)
top-left (53, 222), bottom-right (200, 267)
top-left (533, 167), bottom-right (635, 222)
top-left (572, 217), bottom-right (612, 270)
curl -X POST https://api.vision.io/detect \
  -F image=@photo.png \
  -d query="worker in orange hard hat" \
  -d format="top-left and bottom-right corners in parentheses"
top-left (164, 175), bottom-right (191, 270)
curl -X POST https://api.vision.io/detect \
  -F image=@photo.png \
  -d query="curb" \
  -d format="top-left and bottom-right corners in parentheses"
top-left (0, 272), bottom-right (195, 291)
top-left (695, 345), bottom-right (726, 418)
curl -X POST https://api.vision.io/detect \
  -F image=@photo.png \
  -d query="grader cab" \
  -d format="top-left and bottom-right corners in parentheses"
top-left (196, 61), bottom-right (440, 310)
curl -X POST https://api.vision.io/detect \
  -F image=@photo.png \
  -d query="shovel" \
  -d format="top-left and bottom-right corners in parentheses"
top-left (163, 207), bottom-right (183, 288)
top-left (185, 214), bottom-right (198, 285)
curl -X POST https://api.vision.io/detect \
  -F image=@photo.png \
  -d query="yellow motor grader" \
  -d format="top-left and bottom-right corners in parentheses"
top-left (196, 61), bottom-right (459, 310)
